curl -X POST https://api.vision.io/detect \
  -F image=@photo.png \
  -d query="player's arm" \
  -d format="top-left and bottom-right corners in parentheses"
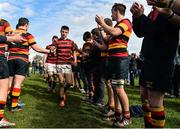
top-left (155, 7), bottom-right (180, 27)
top-left (0, 34), bottom-right (26, 43)
top-left (31, 44), bottom-right (51, 54)
top-left (168, 12), bottom-right (180, 27)
top-left (93, 40), bottom-right (107, 50)
top-left (73, 50), bottom-right (77, 64)
top-left (95, 15), bottom-right (123, 37)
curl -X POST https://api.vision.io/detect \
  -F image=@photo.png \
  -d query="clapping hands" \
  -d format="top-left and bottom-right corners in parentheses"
top-left (130, 2), bottom-right (144, 18)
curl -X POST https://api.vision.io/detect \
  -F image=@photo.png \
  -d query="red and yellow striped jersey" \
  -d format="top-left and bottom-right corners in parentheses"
top-left (82, 42), bottom-right (93, 61)
top-left (46, 44), bottom-right (57, 64)
top-left (8, 28), bottom-right (36, 62)
top-left (108, 19), bottom-right (132, 58)
top-left (100, 38), bottom-right (109, 62)
top-left (101, 50), bottom-right (108, 61)
top-left (56, 38), bottom-right (76, 64)
top-left (76, 51), bottom-right (82, 63)
top-left (0, 18), bottom-right (12, 56)
top-left (82, 42), bottom-right (93, 54)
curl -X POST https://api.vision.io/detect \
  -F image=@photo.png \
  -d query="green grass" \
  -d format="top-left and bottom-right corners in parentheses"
top-left (5, 74), bottom-right (180, 128)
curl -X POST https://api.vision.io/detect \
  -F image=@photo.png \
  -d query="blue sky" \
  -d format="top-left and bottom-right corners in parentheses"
top-left (0, 0), bottom-right (151, 61)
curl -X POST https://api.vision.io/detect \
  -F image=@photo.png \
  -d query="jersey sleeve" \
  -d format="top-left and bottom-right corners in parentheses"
top-left (117, 19), bottom-right (131, 33)
top-left (27, 33), bottom-right (37, 46)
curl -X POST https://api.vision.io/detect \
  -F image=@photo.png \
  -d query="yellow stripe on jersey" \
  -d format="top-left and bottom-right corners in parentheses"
top-left (0, 32), bottom-right (5, 35)
top-left (118, 23), bottom-right (128, 32)
top-left (101, 52), bottom-right (108, 57)
top-left (14, 29), bottom-right (25, 34)
top-left (22, 41), bottom-right (29, 46)
top-left (29, 38), bottom-right (35, 44)
top-left (109, 43), bottom-right (127, 49)
top-left (123, 31), bottom-right (131, 37)
top-left (11, 51), bottom-right (29, 55)
top-left (0, 110), bottom-right (4, 114)
top-left (5, 26), bottom-right (12, 33)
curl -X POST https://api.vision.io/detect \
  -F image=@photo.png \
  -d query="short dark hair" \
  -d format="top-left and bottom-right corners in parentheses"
top-left (104, 18), bottom-right (113, 26)
top-left (16, 24), bottom-right (19, 29)
top-left (112, 3), bottom-right (126, 16)
top-left (83, 31), bottom-right (91, 41)
top-left (52, 35), bottom-right (58, 40)
top-left (91, 28), bottom-right (101, 37)
top-left (17, 17), bottom-right (29, 27)
top-left (61, 25), bottom-right (69, 31)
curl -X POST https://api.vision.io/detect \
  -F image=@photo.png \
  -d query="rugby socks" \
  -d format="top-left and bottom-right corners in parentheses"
top-left (142, 102), bottom-right (152, 128)
top-left (150, 106), bottom-right (165, 128)
top-left (11, 87), bottom-right (21, 108)
top-left (124, 111), bottom-right (131, 119)
top-left (0, 101), bottom-right (6, 121)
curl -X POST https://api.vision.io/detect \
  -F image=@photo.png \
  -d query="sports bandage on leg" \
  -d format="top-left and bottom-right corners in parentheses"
top-left (111, 79), bottom-right (125, 87)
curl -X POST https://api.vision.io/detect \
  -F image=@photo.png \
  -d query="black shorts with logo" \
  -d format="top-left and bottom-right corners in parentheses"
top-left (0, 56), bottom-right (9, 79)
top-left (106, 57), bottom-right (129, 80)
top-left (139, 59), bottom-right (174, 93)
top-left (8, 59), bottom-right (29, 76)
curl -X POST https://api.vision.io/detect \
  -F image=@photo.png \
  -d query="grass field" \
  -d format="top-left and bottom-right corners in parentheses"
top-left (5, 74), bottom-right (180, 128)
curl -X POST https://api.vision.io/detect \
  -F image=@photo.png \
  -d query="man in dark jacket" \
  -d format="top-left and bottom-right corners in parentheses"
top-left (131, 1), bottom-right (179, 128)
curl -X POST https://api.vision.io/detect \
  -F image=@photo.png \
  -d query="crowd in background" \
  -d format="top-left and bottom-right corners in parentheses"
top-left (31, 50), bottom-right (179, 98)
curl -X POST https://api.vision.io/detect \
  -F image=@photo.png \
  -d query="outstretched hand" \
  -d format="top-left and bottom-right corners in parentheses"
top-left (49, 46), bottom-right (56, 54)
